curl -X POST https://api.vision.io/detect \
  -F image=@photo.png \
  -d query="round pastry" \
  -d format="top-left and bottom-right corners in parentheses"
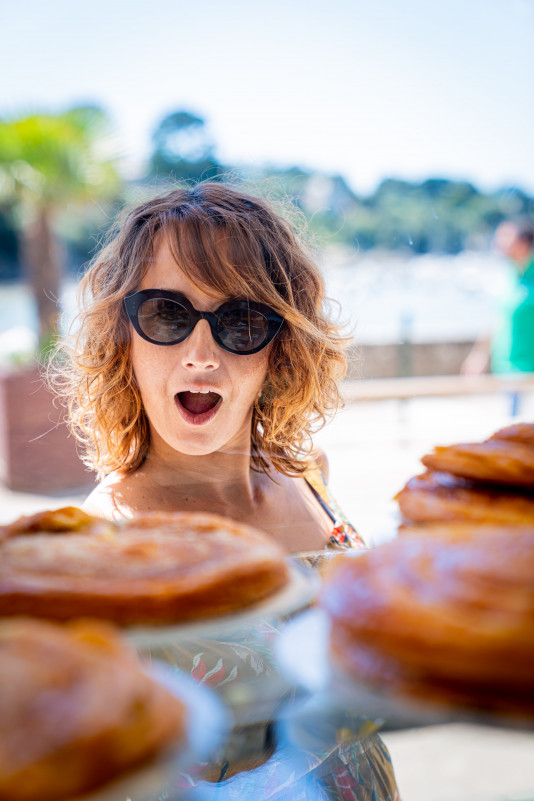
top-left (395, 470), bottom-right (534, 525)
top-left (319, 525), bottom-right (534, 715)
top-left (0, 510), bottom-right (290, 624)
top-left (421, 438), bottom-right (534, 487)
top-left (0, 617), bottom-right (186, 801)
top-left (490, 422), bottom-right (534, 447)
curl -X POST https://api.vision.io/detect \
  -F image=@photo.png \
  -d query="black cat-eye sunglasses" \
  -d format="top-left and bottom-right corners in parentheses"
top-left (124, 289), bottom-right (285, 355)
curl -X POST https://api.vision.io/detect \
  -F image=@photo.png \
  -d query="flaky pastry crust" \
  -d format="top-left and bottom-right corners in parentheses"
top-left (0, 617), bottom-right (186, 801)
top-left (395, 470), bottom-right (534, 525)
top-left (421, 438), bottom-right (534, 486)
top-left (0, 510), bottom-right (289, 624)
top-left (320, 525), bottom-right (534, 715)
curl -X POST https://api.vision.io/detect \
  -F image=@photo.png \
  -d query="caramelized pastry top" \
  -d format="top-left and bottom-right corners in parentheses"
top-left (320, 525), bottom-right (534, 712)
top-left (395, 470), bottom-right (534, 525)
top-left (0, 510), bottom-right (289, 624)
top-left (421, 438), bottom-right (534, 486)
top-left (0, 506), bottom-right (107, 543)
top-left (0, 617), bottom-right (186, 801)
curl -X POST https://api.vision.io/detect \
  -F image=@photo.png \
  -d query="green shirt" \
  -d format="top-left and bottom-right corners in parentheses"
top-left (491, 258), bottom-right (534, 374)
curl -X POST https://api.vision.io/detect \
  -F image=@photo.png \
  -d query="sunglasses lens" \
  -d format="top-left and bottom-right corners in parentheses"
top-left (137, 298), bottom-right (191, 343)
top-left (217, 308), bottom-right (270, 352)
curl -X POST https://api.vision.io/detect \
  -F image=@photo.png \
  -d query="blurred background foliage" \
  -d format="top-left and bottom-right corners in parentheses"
top-left (1, 104), bottom-right (533, 345)
top-left (0, 106), bottom-right (121, 345)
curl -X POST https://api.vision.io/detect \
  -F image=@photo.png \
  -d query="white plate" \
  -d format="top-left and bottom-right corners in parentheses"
top-left (123, 563), bottom-right (319, 648)
top-left (275, 609), bottom-right (534, 731)
top-left (73, 662), bottom-right (231, 801)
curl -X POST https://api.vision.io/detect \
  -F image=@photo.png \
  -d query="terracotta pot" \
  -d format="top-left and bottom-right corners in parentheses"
top-left (0, 365), bottom-right (92, 493)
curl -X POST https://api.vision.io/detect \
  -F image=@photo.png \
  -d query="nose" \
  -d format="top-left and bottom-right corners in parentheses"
top-left (180, 319), bottom-right (220, 370)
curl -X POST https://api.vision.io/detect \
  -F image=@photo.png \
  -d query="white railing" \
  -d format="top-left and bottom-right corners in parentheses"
top-left (341, 373), bottom-right (534, 402)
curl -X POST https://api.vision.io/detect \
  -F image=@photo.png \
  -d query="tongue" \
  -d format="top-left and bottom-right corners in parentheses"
top-left (179, 391), bottom-right (220, 415)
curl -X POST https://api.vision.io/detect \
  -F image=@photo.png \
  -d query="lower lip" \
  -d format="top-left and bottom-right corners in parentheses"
top-left (174, 395), bottom-right (223, 426)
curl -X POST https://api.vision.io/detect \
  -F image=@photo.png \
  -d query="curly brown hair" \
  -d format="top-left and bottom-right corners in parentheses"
top-left (50, 181), bottom-right (351, 479)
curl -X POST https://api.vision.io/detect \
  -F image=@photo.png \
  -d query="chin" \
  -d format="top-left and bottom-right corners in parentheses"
top-left (174, 442), bottom-right (221, 457)
top-left (167, 431), bottom-right (237, 458)
top-left (152, 418), bottom-right (252, 459)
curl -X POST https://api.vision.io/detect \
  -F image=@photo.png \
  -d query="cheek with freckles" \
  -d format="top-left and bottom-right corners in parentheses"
top-left (232, 350), bottom-right (269, 402)
top-left (130, 334), bottom-right (270, 455)
top-left (130, 338), bottom-right (175, 421)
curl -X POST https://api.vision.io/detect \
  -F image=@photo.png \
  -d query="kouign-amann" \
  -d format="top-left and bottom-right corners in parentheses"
top-left (0, 617), bottom-right (186, 801)
top-left (395, 470), bottom-right (534, 526)
top-left (320, 525), bottom-right (534, 716)
top-left (0, 510), bottom-right (290, 624)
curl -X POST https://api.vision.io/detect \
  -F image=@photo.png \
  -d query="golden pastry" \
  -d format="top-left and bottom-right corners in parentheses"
top-left (320, 524), bottom-right (534, 715)
top-left (395, 470), bottom-right (534, 525)
top-left (0, 510), bottom-right (289, 624)
top-left (490, 421), bottom-right (534, 447)
top-left (0, 506), bottom-right (106, 543)
top-left (0, 617), bottom-right (186, 801)
top-left (421, 438), bottom-right (534, 486)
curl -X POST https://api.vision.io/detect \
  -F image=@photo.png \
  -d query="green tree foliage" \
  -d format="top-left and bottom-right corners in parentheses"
top-left (2, 102), bottom-right (533, 309)
top-left (148, 111), bottom-right (222, 182)
top-left (255, 168), bottom-right (534, 254)
top-left (0, 106), bottom-right (122, 347)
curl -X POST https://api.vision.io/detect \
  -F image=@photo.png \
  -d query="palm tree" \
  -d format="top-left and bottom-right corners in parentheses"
top-left (0, 106), bottom-right (121, 349)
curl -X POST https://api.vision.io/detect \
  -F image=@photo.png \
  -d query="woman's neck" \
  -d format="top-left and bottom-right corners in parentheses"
top-left (137, 440), bottom-right (268, 515)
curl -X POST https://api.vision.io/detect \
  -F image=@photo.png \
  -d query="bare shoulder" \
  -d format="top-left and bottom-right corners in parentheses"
top-left (82, 471), bottom-right (134, 521)
top-left (310, 448), bottom-right (329, 482)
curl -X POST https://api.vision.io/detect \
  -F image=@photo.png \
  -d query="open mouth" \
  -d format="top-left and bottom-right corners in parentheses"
top-left (175, 391), bottom-right (222, 425)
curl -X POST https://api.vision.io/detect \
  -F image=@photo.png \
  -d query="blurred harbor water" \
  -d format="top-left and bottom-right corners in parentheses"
top-left (320, 249), bottom-right (508, 344)
top-left (0, 251), bottom-right (509, 363)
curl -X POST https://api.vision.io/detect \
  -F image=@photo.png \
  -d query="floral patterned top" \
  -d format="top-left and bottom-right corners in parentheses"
top-left (143, 469), bottom-right (398, 801)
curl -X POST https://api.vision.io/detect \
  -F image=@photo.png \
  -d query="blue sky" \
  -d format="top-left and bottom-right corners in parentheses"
top-left (3, 0), bottom-right (534, 194)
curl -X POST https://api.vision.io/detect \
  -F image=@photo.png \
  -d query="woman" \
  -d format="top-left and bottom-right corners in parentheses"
top-left (55, 181), bottom-right (362, 552)
top-left (52, 182), bottom-right (398, 800)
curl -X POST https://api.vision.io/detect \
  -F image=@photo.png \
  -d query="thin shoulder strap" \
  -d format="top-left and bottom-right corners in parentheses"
top-left (304, 463), bottom-right (365, 549)
top-left (305, 467), bottom-right (337, 524)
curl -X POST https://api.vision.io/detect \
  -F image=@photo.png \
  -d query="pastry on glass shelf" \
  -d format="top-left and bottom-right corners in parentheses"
top-left (0, 617), bottom-right (186, 801)
top-left (395, 470), bottom-right (534, 526)
top-left (421, 435), bottom-right (534, 487)
top-left (0, 510), bottom-right (289, 625)
top-left (319, 524), bottom-right (534, 716)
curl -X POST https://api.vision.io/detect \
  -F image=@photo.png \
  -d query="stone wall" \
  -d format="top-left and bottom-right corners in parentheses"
top-left (345, 341), bottom-right (475, 380)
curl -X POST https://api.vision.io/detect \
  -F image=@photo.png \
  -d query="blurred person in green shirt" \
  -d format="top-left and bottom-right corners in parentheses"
top-left (462, 218), bottom-right (534, 376)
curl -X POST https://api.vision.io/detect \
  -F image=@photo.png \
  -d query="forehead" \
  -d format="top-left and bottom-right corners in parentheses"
top-left (139, 234), bottom-right (229, 306)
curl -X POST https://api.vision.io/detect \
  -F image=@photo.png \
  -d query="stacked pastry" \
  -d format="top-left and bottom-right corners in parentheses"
top-left (0, 617), bottom-right (187, 801)
top-left (395, 422), bottom-right (534, 531)
top-left (0, 507), bottom-right (290, 624)
top-left (318, 422), bottom-right (534, 719)
top-left (319, 523), bottom-right (534, 717)
top-left (0, 506), bottom-right (290, 800)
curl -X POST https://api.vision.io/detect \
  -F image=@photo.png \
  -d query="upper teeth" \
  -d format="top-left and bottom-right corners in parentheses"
top-left (189, 390), bottom-right (210, 394)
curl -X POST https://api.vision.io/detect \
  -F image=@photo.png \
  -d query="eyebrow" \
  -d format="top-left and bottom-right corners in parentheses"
top-left (143, 288), bottom-right (239, 310)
